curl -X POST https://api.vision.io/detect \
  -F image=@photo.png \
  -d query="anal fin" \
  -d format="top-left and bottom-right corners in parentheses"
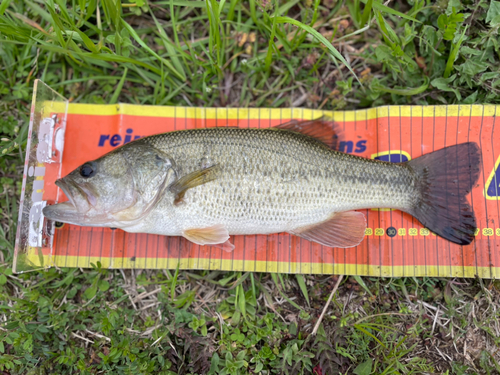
top-left (290, 211), bottom-right (366, 248)
top-left (183, 224), bottom-right (230, 246)
top-left (212, 239), bottom-right (235, 253)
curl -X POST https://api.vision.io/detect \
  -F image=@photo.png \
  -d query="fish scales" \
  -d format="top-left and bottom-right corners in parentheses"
top-left (141, 128), bottom-right (417, 236)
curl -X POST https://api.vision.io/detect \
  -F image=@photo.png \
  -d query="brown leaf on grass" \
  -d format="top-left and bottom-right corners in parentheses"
top-left (338, 19), bottom-right (350, 32)
top-left (10, 12), bottom-right (50, 36)
top-left (416, 54), bottom-right (427, 71)
top-left (308, 93), bottom-right (321, 104)
top-left (285, 313), bottom-right (298, 323)
top-left (320, 29), bottom-right (333, 40)
top-left (303, 51), bottom-right (319, 67)
top-left (237, 32), bottom-right (248, 47)
top-left (90, 350), bottom-right (101, 365)
top-left (360, 67), bottom-right (371, 77)
top-left (322, 0), bottom-right (336, 9)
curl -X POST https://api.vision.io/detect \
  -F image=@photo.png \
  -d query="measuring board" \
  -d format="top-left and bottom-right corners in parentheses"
top-left (14, 81), bottom-right (500, 277)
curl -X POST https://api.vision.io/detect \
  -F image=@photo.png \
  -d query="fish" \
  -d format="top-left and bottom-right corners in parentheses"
top-left (42, 119), bottom-right (481, 249)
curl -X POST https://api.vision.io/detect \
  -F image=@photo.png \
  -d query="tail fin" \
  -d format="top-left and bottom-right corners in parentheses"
top-left (407, 142), bottom-right (481, 245)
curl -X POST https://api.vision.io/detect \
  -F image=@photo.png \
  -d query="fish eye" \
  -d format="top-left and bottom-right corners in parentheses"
top-left (80, 162), bottom-right (96, 178)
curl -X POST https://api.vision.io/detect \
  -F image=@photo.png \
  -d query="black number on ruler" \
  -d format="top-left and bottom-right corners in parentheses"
top-left (386, 227), bottom-right (397, 237)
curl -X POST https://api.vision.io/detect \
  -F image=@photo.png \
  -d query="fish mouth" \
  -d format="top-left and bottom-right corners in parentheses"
top-left (56, 178), bottom-right (98, 210)
top-left (42, 201), bottom-right (80, 223)
top-left (42, 178), bottom-right (98, 224)
top-left (55, 179), bottom-right (78, 209)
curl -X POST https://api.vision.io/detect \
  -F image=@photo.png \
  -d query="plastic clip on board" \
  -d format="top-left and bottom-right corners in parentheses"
top-left (14, 80), bottom-right (68, 273)
top-left (13, 80), bottom-right (500, 278)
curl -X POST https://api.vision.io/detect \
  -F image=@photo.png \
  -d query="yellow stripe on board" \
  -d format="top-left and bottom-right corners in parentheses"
top-left (25, 252), bottom-right (496, 278)
top-left (45, 102), bottom-right (500, 123)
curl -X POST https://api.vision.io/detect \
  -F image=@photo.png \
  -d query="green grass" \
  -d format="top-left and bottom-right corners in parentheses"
top-left (1, 0), bottom-right (500, 374)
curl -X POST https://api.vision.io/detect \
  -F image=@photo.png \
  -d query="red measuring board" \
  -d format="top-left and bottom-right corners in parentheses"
top-left (16, 103), bottom-right (500, 278)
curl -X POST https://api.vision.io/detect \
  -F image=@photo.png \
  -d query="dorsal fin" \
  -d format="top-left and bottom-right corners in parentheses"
top-left (274, 118), bottom-right (344, 150)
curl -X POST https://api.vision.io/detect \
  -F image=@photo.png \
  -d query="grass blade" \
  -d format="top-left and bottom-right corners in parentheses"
top-left (334, 22), bottom-right (371, 43)
top-left (368, 0), bottom-right (420, 23)
top-left (354, 324), bottom-right (386, 348)
top-left (218, 0), bottom-right (226, 16)
top-left (155, 0), bottom-right (205, 6)
top-left (444, 25), bottom-right (467, 78)
top-left (371, 76), bottom-right (429, 95)
top-left (274, 16), bottom-right (360, 83)
top-left (264, 0), bottom-right (279, 71)
top-left (150, 10), bottom-right (186, 80)
top-left (73, 28), bottom-right (99, 53)
top-left (205, 0), bottom-right (224, 69)
top-left (101, 0), bottom-right (122, 31)
top-left (0, 0), bottom-right (11, 16)
top-left (170, 263), bottom-right (180, 301)
top-left (121, 19), bottom-right (185, 80)
top-left (360, 0), bottom-right (372, 26)
top-left (249, 0), bottom-right (258, 25)
top-left (24, 0), bottom-right (51, 23)
top-left (0, 226), bottom-right (13, 252)
top-left (7, 10), bottom-right (50, 37)
top-left (45, 2), bottom-right (67, 46)
top-left (295, 274), bottom-right (310, 307)
top-left (270, 273), bottom-right (302, 310)
top-left (375, 9), bottom-right (398, 48)
top-left (109, 67), bottom-right (127, 104)
top-left (31, 36), bottom-right (163, 74)
top-left (237, 284), bottom-right (246, 317)
top-left (169, 0), bottom-right (192, 75)
top-left (277, 0), bottom-right (299, 15)
top-left (352, 275), bottom-right (374, 297)
top-left (54, 0), bottom-right (76, 27)
top-left (346, 0), bottom-right (359, 27)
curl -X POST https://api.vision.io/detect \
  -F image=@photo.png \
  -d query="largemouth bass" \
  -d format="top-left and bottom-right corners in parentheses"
top-left (43, 119), bottom-right (481, 249)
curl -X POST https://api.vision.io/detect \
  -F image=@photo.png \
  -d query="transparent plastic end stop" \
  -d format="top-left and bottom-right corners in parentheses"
top-left (13, 80), bottom-right (68, 273)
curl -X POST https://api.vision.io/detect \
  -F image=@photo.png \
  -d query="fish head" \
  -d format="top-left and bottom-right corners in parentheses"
top-left (43, 141), bottom-right (175, 227)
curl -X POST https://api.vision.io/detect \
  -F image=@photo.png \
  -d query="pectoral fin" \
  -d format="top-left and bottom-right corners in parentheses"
top-left (290, 211), bottom-right (366, 248)
top-left (183, 224), bottom-right (230, 246)
top-left (169, 164), bottom-right (221, 205)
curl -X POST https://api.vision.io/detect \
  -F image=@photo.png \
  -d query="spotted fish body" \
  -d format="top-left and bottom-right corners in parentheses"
top-left (43, 120), bottom-right (481, 248)
top-left (136, 128), bottom-right (415, 236)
